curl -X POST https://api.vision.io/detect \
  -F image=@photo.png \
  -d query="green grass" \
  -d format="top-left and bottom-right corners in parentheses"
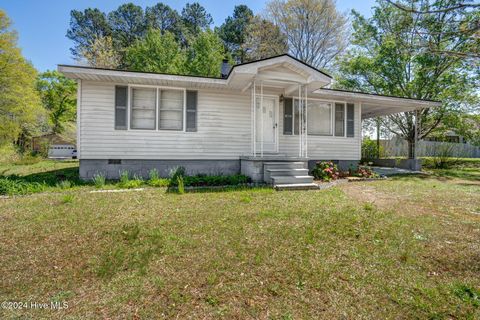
top-left (0, 163), bottom-right (479, 318)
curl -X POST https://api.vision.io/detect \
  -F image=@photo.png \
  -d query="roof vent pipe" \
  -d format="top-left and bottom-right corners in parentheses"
top-left (221, 59), bottom-right (231, 78)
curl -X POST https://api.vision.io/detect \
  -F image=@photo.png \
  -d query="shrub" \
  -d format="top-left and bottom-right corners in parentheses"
top-left (311, 161), bottom-right (339, 181)
top-left (118, 172), bottom-right (143, 189)
top-left (56, 180), bottom-right (72, 189)
top-left (183, 174), bottom-right (250, 187)
top-left (148, 168), bottom-right (159, 181)
top-left (92, 173), bottom-right (106, 188)
top-left (61, 194), bottom-right (74, 204)
top-left (353, 165), bottom-right (379, 178)
top-left (361, 137), bottom-right (383, 160)
top-left (177, 176), bottom-right (185, 194)
top-left (167, 167), bottom-right (186, 192)
top-left (0, 177), bottom-right (46, 195)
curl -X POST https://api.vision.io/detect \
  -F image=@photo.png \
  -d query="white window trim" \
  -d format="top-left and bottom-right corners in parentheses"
top-left (127, 84), bottom-right (187, 132)
top-left (288, 97), bottom-right (351, 138)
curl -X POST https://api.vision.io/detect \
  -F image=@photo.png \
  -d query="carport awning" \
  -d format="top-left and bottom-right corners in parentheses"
top-left (314, 88), bottom-right (441, 119)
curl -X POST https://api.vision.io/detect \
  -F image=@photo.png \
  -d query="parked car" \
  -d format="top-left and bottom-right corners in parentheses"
top-left (48, 144), bottom-right (77, 159)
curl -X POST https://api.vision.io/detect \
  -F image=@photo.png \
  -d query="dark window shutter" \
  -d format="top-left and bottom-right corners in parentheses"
top-left (283, 97), bottom-right (293, 135)
top-left (334, 103), bottom-right (345, 136)
top-left (347, 103), bottom-right (354, 137)
top-left (115, 86), bottom-right (128, 130)
top-left (186, 90), bottom-right (197, 132)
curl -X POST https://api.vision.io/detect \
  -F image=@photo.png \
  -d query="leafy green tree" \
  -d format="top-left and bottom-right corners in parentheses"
top-left (242, 15), bottom-right (288, 62)
top-left (36, 71), bottom-right (77, 134)
top-left (79, 36), bottom-right (121, 68)
top-left (184, 30), bottom-right (225, 77)
top-left (217, 5), bottom-right (254, 62)
top-left (125, 29), bottom-right (185, 74)
top-left (145, 3), bottom-right (182, 39)
top-left (181, 2), bottom-right (213, 38)
top-left (336, 0), bottom-right (479, 158)
top-left (108, 3), bottom-right (146, 63)
top-left (0, 10), bottom-right (43, 146)
top-left (66, 8), bottom-right (111, 59)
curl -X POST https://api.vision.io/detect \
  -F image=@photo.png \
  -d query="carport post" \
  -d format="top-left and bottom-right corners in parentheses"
top-left (413, 109), bottom-right (419, 159)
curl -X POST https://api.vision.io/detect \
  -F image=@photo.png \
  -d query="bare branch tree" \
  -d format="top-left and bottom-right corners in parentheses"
top-left (266, 0), bottom-right (348, 69)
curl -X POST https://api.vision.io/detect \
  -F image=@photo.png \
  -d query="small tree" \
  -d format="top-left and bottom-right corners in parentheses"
top-left (267, 0), bottom-right (348, 69)
top-left (79, 36), bottom-right (121, 68)
top-left (242, 15), bottom-right (288, 61)
top-left (36, 71), bottom-right (77, 134)
top-left (125, 30), bottom-right (185, 74)
top-left (184, 30), bottom-right (225, 77)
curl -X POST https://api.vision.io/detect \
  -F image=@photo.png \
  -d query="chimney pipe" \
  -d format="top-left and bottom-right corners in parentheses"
top-left (221, 59), bottom-right (231, 78)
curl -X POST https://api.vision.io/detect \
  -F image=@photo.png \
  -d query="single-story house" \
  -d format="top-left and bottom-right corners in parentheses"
top-left (59, 54), bottom-right (440, 186)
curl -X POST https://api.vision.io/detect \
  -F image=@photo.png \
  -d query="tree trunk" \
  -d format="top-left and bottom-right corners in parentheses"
top-left (407, 139), bottom-right (415, 159)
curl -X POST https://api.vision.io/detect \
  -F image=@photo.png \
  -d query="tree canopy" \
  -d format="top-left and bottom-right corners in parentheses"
top-left (336, 0), bottom-right (479, 157)
top-left (36, 71), bottom-right (77, 134)
top-left (0, 10), bottom-right (43, 146)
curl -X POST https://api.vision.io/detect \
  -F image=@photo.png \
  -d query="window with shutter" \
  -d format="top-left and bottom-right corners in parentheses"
top-left (347, 103), bottom-right (355, 137)
top-left (159, 89), bottom-right (184, 130)
top-left (334, 103), bottom-right (345, 136)
top-left (130, 87), bottom-right (156, 130)
top-left (186, 91), bottom-right (197, 132)
top-left (115, 86), bottom-right (128, 130)
top-left (283, 98), bottom-right (293, 135)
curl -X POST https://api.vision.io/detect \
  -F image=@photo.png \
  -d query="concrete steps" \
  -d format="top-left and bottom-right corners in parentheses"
top-left (275, 183), bottom-right (319, 191)
top-left (263, 161), bottom-right (315, 188)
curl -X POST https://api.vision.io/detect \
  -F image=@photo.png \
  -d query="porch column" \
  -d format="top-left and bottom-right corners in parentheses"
top-left (252, 81), bottom-right (256, 156)
top-left (413, 109), bottom-right (419, 159)
top-left (304, 85), bottom-right (308, 158)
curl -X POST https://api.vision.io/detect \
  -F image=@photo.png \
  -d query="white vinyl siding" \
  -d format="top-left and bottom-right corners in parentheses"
top-left (78, 81), bottom-right (362, 161)
top-left (131, 87), bottom-right (156, 130)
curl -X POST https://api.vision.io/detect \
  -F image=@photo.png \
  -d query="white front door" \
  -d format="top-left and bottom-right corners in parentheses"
top-left (255, 96), bottom-right (277, 153)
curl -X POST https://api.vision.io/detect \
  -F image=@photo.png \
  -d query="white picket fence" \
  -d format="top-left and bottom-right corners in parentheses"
top-left (380, 138), bottom-right (480, 158)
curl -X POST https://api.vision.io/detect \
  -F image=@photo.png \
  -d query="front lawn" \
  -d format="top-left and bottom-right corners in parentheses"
top-left (0, 163), bottom-right (479, 319)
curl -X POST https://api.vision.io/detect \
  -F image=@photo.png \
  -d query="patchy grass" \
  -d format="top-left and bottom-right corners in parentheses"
top-left (0, 164), bottom-right (479, 318)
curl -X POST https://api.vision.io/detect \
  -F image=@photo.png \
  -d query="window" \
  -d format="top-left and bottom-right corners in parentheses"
top-left (293, 100), bottom-right (301, 135)
top-left (159, 89), bottom-right (184, 130)
top-left (130, 87), bottom-right (156, 130)
top-left (115, 86), bottom-right (128, 129)
top-left (186, 91), bottom-right (197, 132)
top-left (334, 102), bottom-right (345, 136)
top-left (347, 103), bottom-right (355, 137)
top-left (307, 101), bottom-right (332, 135)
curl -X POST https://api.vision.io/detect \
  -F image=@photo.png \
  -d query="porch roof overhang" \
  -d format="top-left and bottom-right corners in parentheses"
top-left (313, 88), bottom-right (441, 119)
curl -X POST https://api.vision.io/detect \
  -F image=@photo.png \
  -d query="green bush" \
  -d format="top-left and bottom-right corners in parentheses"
top-left (422, 157), bottom-right (480, 169)
top-left (361, 137), bottom-right (383, 160)
top-left (56, 180), bottom-right (72, 189)
top-left (0, 177), bottom-right (46, 195)
top-left (92, 173), bottom-right (106, 188)
top-left (183, 174), bottom-right (250, 187)
top-left (311, 161), bottom-right (340, 181)
top-left (177, 176), bottom-right (185, 194)
top-left (118, 172), bottom-right (143, 189)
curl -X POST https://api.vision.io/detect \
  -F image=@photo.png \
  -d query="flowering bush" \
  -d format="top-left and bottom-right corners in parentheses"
top-left (312, 161), bottom-right (340, 181)
top-left (353, 165), bottom-right (379, 178)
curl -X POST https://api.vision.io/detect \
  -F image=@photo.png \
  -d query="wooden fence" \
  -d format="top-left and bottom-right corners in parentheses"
top-left (379, 138), bottom-right (480, 158)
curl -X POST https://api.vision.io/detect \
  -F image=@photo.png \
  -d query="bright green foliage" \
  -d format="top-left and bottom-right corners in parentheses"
top-left (125, 30), bottom-right (185, 73)
top-left (36, 70), bottom-right (77, 134)
top-left (0, 10), bottom-right (43, 146)
top-left (336, 0), bottom-right (479, 156)
top-left (217, 5), bottom-right (254, 62)
top-left (184, 30), bottom-right (225, 77)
